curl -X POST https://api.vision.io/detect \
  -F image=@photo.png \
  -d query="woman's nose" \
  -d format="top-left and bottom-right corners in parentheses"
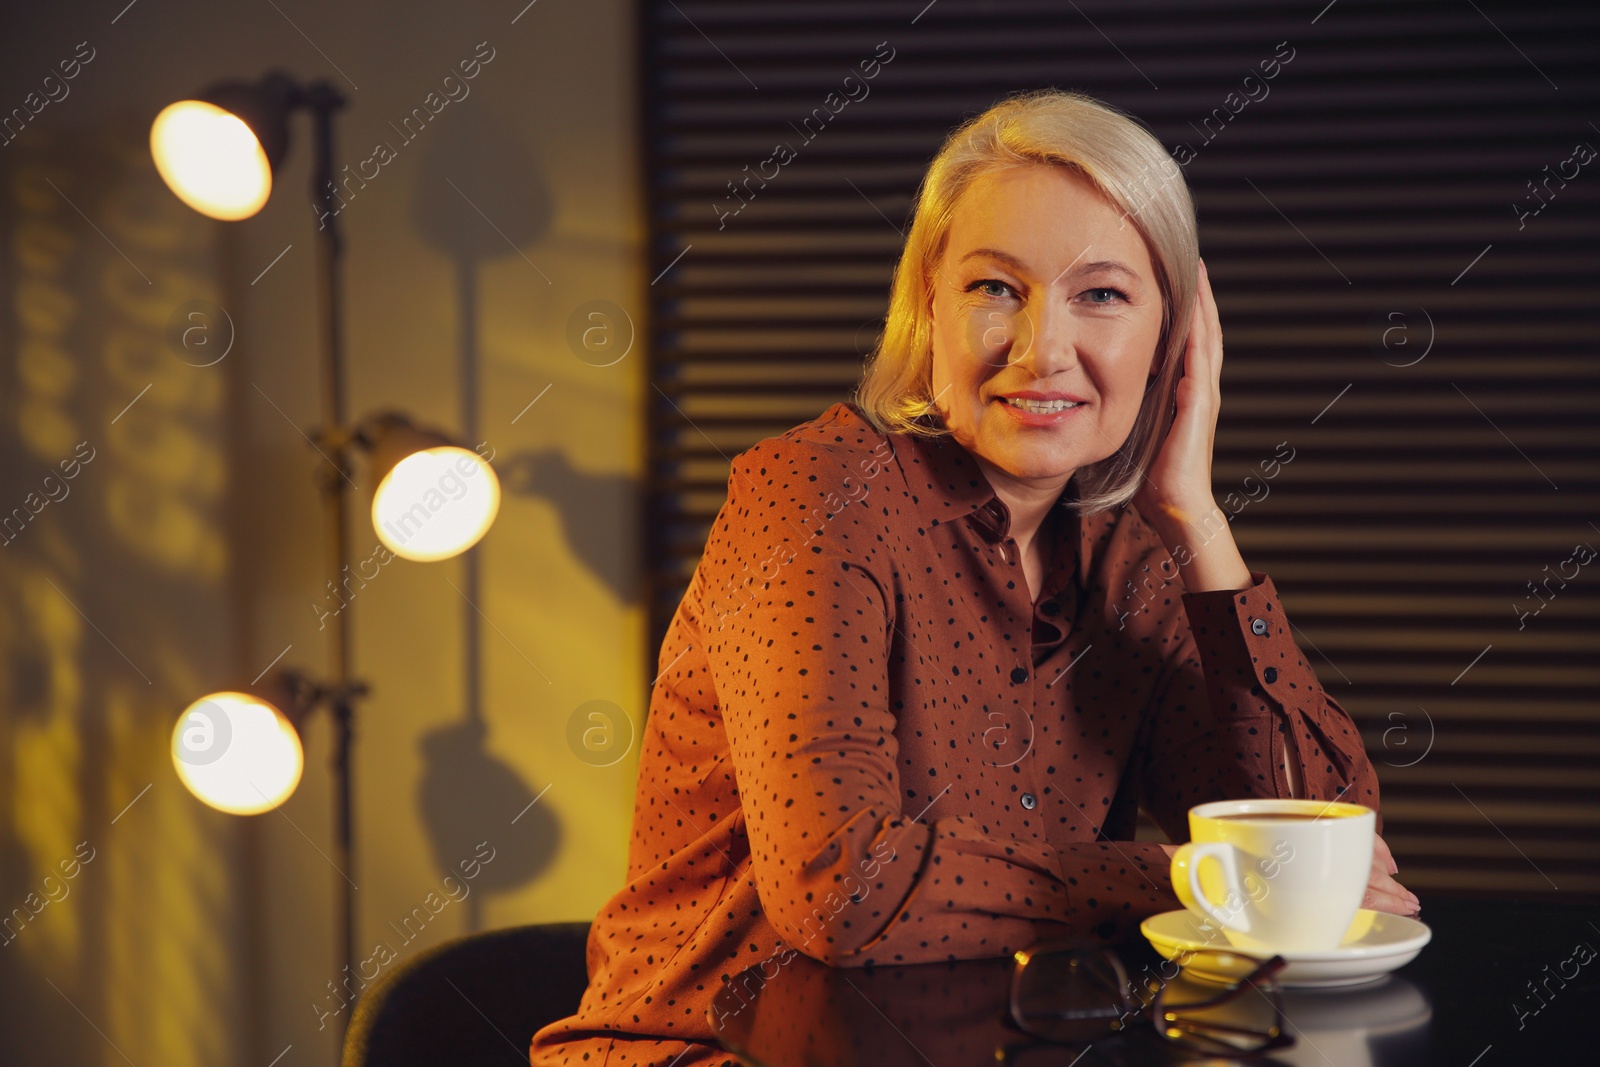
top-left (1006, 301), bottom-right (1079, 375)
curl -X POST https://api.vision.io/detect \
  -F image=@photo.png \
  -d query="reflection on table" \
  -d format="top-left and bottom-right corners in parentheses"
top-left (710, 898), bottom-right (1598, 1066)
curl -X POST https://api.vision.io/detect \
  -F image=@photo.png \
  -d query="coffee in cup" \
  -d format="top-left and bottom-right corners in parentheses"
top-left (1169, 798), bottom-right (1375, 953)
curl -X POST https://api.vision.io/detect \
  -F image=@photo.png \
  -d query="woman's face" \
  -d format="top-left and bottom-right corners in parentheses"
top-left (928, 163), bottom-right (1165, 488)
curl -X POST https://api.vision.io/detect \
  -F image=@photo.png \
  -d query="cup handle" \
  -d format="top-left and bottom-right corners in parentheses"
top-left (1170, 841), bottom-right (1251, 936)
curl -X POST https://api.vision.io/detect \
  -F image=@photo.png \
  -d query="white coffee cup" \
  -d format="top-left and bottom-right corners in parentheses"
top-left (1169, 798), bottom-right (1376, 954)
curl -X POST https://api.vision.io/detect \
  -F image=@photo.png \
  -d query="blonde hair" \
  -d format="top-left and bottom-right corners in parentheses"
top-left (854, 89), bottom-right (1198, 514)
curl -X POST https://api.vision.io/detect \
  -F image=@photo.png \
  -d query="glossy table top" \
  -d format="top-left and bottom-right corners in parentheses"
top-left (710, 898), bottom-right (1599, 1066)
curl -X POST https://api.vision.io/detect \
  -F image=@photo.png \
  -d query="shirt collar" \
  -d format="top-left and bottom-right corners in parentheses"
top-left (883, 417), bottom-right (1099, 594)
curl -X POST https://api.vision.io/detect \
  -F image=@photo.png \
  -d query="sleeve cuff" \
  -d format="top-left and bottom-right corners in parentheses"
top-left (1180, 572), bottom-right (1326, 723)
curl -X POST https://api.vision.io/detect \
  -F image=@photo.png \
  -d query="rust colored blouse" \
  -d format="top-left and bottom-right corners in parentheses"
top-left (530, 402), bottom-right (1380, 1067)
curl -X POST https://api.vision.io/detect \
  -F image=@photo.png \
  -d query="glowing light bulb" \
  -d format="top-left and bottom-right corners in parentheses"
top-left (171, 692), bottom-right (304, 815)
top-left (372, 447), bottom-right (500, 562)
top-left (150, 100), bottom-right (273, 221)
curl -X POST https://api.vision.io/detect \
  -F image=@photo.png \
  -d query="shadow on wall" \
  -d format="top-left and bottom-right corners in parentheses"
top-left (409, 96), bottom-right (639, 606)
top-left (0, 120), bottom-right (246, 1066)
top-left (410, 91), bottom-right (554, 268)
top-left (417, 718), bottom-right (560, 931)
top-left (498, 450), bottom-right (638, 604)
top-left (406, 98), bottom-right (566, 931)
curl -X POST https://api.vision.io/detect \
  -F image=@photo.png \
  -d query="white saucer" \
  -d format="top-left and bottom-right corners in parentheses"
top-left (1140, 909), bottom-right (1432, 988)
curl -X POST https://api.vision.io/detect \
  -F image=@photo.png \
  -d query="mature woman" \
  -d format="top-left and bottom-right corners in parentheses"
top-left (531, 89), bottom-right (1416, 1067)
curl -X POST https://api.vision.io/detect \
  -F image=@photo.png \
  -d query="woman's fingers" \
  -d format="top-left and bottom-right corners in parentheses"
top-left (1366, 838), bottom-right (1419, 916)
top-left (1172, 264), bottom-right (1220, 425)
top-left (1137, 257), bottom-right (1228, 529)
top-left (1374, 832), bottom-right (1399, 876)
top-left (1363, 879), bottom-right (1419, 916)
top-left (1182, 259), bottom-right (1222, 395)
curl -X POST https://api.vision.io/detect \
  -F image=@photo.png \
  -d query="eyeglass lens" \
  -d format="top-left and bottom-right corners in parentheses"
top-left (1012, 950), bottom-right (1136, 1044)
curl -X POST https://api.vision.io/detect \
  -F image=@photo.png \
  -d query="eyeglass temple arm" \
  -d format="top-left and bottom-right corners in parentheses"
top-left (1161, 1015), bottom-right (1283, 1039)
top-left (1155, 955), bottom-right (1287, 1013)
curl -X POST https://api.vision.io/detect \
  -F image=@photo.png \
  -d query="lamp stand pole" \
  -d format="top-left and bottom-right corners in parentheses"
top-left (305, 81), bottom-right (360, 1033)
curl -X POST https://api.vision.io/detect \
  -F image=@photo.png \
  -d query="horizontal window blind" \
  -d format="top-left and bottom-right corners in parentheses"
top-left (641, 0), bottom-right (1600, 897)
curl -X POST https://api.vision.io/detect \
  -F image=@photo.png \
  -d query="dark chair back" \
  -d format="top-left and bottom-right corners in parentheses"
top-left (343, 922), bottom-right (591, 1067)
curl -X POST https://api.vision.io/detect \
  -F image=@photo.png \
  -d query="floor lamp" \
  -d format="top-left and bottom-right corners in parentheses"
top-left (149, 72), bottom-right (501, 1032)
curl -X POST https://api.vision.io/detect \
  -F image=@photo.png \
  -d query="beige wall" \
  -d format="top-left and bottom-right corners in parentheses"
top-left (0, 1), bottom-right (644, 1063)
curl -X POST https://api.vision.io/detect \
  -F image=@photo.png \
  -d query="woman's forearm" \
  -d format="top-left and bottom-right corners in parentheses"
top-left (1148, 500), bottom-right (1252, 594)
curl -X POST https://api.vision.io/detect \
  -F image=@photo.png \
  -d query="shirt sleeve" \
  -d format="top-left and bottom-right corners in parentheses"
top-left (700, 447), bottom-right (1176, 967)
top-left (1137, 571), bottom-right (1383, 841)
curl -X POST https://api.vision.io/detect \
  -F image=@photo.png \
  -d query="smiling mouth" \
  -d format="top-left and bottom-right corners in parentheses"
top-left (1000, 397), bottom-right (1084, 414)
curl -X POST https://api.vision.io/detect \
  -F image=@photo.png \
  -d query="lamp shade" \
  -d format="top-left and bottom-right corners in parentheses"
top-left (171, 691), bottom-right (304, 815)
top-left (151, 73), bottom-right (296, 221)
top-left (366, 414), bottom-right (500, 562)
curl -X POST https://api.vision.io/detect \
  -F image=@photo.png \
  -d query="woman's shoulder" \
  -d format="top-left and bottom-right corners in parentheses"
top-left (730, 402), bottom-right (897, 494)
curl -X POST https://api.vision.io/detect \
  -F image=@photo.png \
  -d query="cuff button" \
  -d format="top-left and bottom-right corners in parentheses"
top-left (1250, 617), bottom-right (1269, 636)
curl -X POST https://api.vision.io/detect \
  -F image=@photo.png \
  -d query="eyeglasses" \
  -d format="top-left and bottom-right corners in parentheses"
top-left (1008, 943), bottom-right (1294, 1058)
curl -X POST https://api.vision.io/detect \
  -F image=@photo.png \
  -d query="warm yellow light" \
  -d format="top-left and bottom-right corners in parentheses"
top-left (171, 692), bottom-right (304, 815)
top-left (372, 446), bottom-right (500, 562)
top-left (150, 101), bottom-right (273, 220)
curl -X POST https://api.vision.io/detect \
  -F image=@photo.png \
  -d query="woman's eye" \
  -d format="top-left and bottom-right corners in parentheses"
top-left (967, 279), bottom-right (1017, 299)
top-left (1083, 287), bottom-right (1128, 304)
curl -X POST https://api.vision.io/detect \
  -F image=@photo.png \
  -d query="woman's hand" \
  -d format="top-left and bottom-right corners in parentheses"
top-left (1365, 833), bottom-right (1422, 917)
top-left (1134, 259), bottom-right (1251, 592)
top-left (1134, 258), bottom-right (1222, 528)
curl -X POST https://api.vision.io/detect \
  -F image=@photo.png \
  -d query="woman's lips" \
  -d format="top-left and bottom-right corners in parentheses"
top-left (994, 396), bottom-right (1086, 426)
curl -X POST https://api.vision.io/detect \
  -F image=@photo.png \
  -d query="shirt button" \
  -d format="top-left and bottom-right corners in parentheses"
top-left (1041, 601), bottom-right (1061, 617)
top-left (1010, 666), bottom-right (1029, 684)
top-left (1264, 667), bottom-right (1279, 683)
top-left (1021, 793), bottom-right (1038, 810)
top-left (1250, 617), bottom-right (1269, 636)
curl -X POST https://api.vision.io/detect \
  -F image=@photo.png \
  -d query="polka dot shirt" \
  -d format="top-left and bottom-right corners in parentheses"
top-left (530, 402), bottom-right (1381, 1066)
